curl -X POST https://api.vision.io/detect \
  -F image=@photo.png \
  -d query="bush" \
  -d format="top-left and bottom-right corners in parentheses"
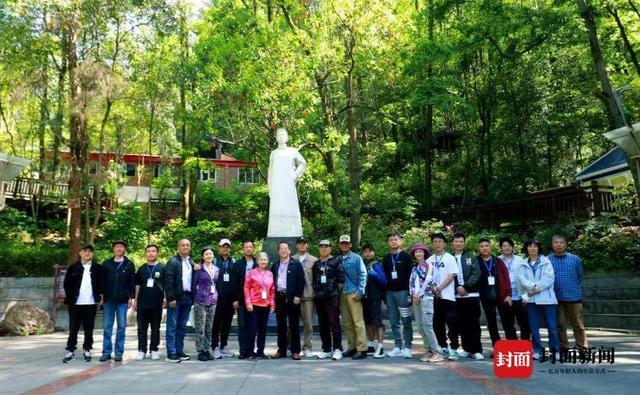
top-left (156, 218), bottom-right (232, 259)
top-left (0, 240), bottom-right (68, 277)
top-left (100, 204), bottom-right (148, 253)
top-left (0, 208), bottom-right (36, 241)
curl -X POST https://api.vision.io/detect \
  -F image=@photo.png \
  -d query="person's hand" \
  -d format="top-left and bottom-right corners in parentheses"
top-left (456, 286), bottom-right (466, 297)
top-left (533, 286), bottom-right (541, 294)
top-left (293, 296), bottom-right (301, 305)
top-left (162, 300), bottom-right (166, 309)
top-left (270, 306), bottom-right (275, 314)
top-left (128, 299), bottom-right (133, 309)
top-left (194, 264), bottom-right (201, 271)
top-left (412, 295), bottom-right (421, 304)
top-left (132, 301), bottom-right (137, 312)
top-left (504, 296), bottom-right (513, 306)
top-left (99, 296), bottom-right (104, 308)
top-left (246, 304), bottom-right (253, 312)
top-left (527, 290), bottom-right (535, 297)
top-left (435, 287), bottom-right (441, 297)
top-left (353, 293), bottom-right (361, 302)
top-left (233, 301), bottom-right (239, 310)
top-left (168, 300), bottom-right (177, 308)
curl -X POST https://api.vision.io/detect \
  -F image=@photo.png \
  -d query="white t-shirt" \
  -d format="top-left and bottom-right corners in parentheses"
top-left (245, 258), bottom-right (254, 273)
top-left (427, 252), bottom-right (458, 302)
top-left (76, 262), bottom-right (95, 305)
top-left (181, 257), bottom-right (192, 292)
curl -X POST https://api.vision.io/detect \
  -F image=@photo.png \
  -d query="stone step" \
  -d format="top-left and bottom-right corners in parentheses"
top-left (583, 313), bottom-right (640, 330)
top-left (582, 287), bottom-right (640, 300)
top-left (583, 300), bottom-right (640, 315)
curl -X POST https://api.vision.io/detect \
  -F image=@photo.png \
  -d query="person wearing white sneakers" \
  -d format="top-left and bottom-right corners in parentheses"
top-left (408, 243), bottom-right (443, 363)
top-left (133, 245), bottom-right (166, 362)
top-left (361, 243), bottom-right (387, 359)
top-left (293, 237), bottom-right (318, 359)
top-left (312, 240), bottom-right (345, 361)
top-left (427, 233), bottom-right (460, 361)
top-left (450, 233), bottom-right (484, 361)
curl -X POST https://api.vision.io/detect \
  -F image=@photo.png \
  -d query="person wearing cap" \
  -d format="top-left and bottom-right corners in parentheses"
top-left (211, 238), bottom-right (236, 359)
top-left (336, 234), bottom-right (368, 360)
top-left (382, 232), bottom-right (414, 358)
top-left (271, 241), bottom-right (305, 360)
top-left (164, 238), bottom-right (195, 362)
top-left (100, 240), bottom-right (135, 362)
top-left (361, 243), bottom-right (387, 359)
top-left (451, 232), bottom-right (483, 361)
top-left (427, 233), bottom-right (460, 360)
top-left (231, 240), bottom-right (257, 359)
top-left (408, 243), bottom-right (442, 362)
top-left (63, 244), bottom-right (103, 363)
top-left (293, 236), bottom-right (318, 358)
top-left (312, 239), bottom-right (345, 360)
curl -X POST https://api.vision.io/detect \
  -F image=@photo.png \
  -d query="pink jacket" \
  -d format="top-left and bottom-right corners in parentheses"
top-left (244, 268), bottom-right (275, 308)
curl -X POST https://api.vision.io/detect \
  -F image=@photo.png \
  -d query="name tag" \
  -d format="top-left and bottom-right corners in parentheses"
top-left (146, 279), bottom-right (154, 288)
top-left (321, 275), bottom-right (327, 284)
top-left (391, 271), bottom-right (398, 280)
top-left (223, 273), bottom-right (230, 282)
top-left (261, 290), bottom-right (267, 300)
top-left (488, 276), bottom-right (495, 286)
top-left (211, 285), bottom-right (216, 294)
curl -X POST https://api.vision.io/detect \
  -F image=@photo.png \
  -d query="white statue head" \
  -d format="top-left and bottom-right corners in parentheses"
top-left (276, 128), bottom-right (288, 145)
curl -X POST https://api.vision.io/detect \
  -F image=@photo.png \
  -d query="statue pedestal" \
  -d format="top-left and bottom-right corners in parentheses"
top-left (263, 236), bottom-right (300, 265)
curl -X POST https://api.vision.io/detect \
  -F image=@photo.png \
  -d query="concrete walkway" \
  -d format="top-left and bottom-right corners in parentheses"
top-left (0, 327), bottom-right (638, 394)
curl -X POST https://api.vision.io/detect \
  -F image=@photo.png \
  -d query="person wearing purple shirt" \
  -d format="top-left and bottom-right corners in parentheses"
top-left (193, 246), bottom-right (220, 362)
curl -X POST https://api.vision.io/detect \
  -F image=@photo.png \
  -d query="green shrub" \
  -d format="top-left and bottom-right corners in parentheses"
top-left (0, 208), bottom-right (36, 241)
top-left (156, 218), bottom-right (231, 259)
top-left (100, 204), bottom-right (148, 252)
top-left (0, 240), bottom-right (68, 277)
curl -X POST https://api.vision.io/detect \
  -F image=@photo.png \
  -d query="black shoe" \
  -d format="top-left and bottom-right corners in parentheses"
top-left (178, 352), bottom-right (191, 361)
top-left (99, 355), bottom-right (111, 362)
top-left (254, 352), bottom-right (268, 360)
top-left (343, 349), bottom-right (357, 358)
top-left (83, 350), bottom-right (92, 362)
top-left (205, 351), bottom-right (214, 361)
top-left (114, 355), bottom-right (123, 362)
top-left (238, 353), bottom-right (249, 360)
top-left (197, 352), bottom-right (208, 362)
top-left (165, 354), bottom-right (182, 363)
top-left (366, 346), bottom-right (375, 355)
top-left (352, 351), bottom-right (367, 360)
top-left (63, 352), bottom-right (75, 363)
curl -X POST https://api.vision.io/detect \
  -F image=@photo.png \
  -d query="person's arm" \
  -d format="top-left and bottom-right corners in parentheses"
top-left (295, 262), bottom-right (305, 298)
top-left (537, 259), bottom-right (555, 291)
top-left (373, 264), bottom-right (387, 286)
top-left (268, 275), bottom-right (276, 312)
top-left (498, 260), bottom-right (512, 305)
top-left (357, 256), bottom-right (367, 298)
top-left (409, 268), bottom-right (417, 296)
top-left (464, 256), bottom-right (481, 290)
top-left (576, 256), bottom-right (583, 283)
top-left (336, 261), bottom-right (345, 292)
top-left (437, 256), bottom-right (457, 291)
top-left (517, 266), bottom-right (536, 291)
top-left (63, 263), bottom-right (73, 297)
top-left (231, 262), bottom-right (241, 308)
top-left (164, 259), bottom-right (176, 303)
top-left (127, 261), bottom-right (136, 307)
top-left (244, 271), bottom-right (253, 311)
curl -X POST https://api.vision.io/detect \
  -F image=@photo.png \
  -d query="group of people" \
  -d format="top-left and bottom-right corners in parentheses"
top-left (62, 232), bottom-right (587, 364)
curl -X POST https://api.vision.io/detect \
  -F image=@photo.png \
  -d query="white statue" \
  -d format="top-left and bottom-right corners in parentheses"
top-left (267, 128), bottom-right (307, 237)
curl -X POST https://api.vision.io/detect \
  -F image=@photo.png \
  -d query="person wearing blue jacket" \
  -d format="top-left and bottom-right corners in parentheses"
top-left (517, 239), bottom-right (560, 361)
top-left (361, 243), bottom-right (387, 358)
top-left (336, 235), bottom-right (368, 360)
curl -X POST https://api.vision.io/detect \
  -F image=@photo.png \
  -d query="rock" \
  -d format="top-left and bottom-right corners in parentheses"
top-left (0, 302), bottom-right (54, 336)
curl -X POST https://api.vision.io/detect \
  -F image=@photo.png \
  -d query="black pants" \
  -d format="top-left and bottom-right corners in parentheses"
top-left (315, 296), bottom-right (342, 352)
top-left (275, 292), bottom-right (301, 354)
top-left (66, 304), bottom-right (97, 352)
top-left (481, 298), bottom-right (517, 346)
top-left (456, 297), bottom-right (482, 353)
top-left (211, 294), bottom-right (234, 350)
top-left (247, 306), bottom-right (270, 355)
top-left (501, 299), bottom-right (531, 341)
top-left (434, 298), bottom-right (458, 349)
top-left (237, 306), bottom-right (252, 356)
top-left (137, 306), bottom-right (162, 352)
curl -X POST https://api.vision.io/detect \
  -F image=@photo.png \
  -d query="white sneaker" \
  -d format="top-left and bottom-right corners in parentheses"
top-left (136, 351), bottom-right (145, 361)
top-left (448, 350), bottom-right (459, 360)
top-left (303, 349), bottom-right (314, 358)
top-left (386, 347), bottom-right (404, 357)
top-left (212, 349), bottom-right (222, 359)
top-left (457, 348), bottom-right (470, 358)
top-left (533, 352), bottom-right (540, 360)
top-left (151, 351), bottom-right (160, 360)
top-left (317, 351), bottom-right (333, 360)
top-left (219, 348), bottom-right (234, 357)
top-left (402, 348), bottom-right (413, 359)
top-left (373, 344), bottom-right (385, 359)
top-left (472, 353), bottom-right (484, 360)
top-left (332, 349), bottom-right (343, 360)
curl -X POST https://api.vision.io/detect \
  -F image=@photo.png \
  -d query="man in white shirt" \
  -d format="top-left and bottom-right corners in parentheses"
top-left (164, 239), bottom-right (194, 363)
top-left (427, 233), bottom-right (459, 361)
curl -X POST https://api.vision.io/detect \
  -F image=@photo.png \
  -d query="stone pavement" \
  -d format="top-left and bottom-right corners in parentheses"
top-left (0, 327), bottom-right (638, 395)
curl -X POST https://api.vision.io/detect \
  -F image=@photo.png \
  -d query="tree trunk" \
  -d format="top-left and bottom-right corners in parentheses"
top-left (344, 34), bottom-right (361, 249)
top-left (35, 61), bottom-right (49, 221)
top-left (576, 0), bottom-right (626, 129)
top-left (607, 5), bottom-right (640, 75)
top-left (51, 38), bottom-right (67, 178)
top-left (314, 71), bottom-right (340, 211)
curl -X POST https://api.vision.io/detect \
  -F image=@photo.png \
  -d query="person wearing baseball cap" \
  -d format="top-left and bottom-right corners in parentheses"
top-left (336, 234), bottom-right (368, 359)
top-left (293, 236), bottom-right (318, 358)
top-left (211, 238), bottom-right (236, 359)
top-left (100, 240), bottom-right (135, 362)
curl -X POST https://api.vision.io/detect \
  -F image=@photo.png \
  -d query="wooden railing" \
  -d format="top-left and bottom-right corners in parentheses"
top-left (6, 178), bottom-right (70, 200)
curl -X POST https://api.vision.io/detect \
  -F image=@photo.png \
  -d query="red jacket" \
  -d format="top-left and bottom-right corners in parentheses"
top-left (244, 268), bottom-right (275, 308)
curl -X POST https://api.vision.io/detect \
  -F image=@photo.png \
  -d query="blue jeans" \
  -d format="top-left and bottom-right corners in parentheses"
top-left (166, 294), bottom-right (193, 355)
top-left (386, 290), bottom-right (413, 348)
top-left (102, 302), bottom-right (128, 357)
top-left (527, 303), bottom-right (560, 354)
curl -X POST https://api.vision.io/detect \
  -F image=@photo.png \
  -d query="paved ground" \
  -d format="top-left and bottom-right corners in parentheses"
top-left (0, 327), bottom-right (638, 395)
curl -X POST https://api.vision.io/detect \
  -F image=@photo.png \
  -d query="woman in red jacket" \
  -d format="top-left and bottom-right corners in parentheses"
top-left (244, 252), bottom-right (275, 359)
top-left (477, 238), bottom-right (515, 354)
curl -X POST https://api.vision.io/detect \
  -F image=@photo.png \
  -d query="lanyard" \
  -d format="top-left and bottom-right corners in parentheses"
top-left (114, 260), bottom-right (125, 272)
top-left (146, 263), bottom-right (157, 277)
top-left (483, 257), bottom-right (493, 275)
top-left (390, 252), bottom-right (400, 271)
top-left (434, 253), bottom-right (443, 268)
top-left (530, 257), bottom-right (540, 275)
top-left (320, 259), bottom-right (329, 273)
top-left (220, 258), bottom-right (230, 272)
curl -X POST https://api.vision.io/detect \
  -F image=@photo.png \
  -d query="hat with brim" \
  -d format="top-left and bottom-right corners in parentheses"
top-left (219, 238), bottom-right (231, 246)
top-left (318, 239), bottom-right (332, 247)
top-left (409, 243), bottom-right (430, 258)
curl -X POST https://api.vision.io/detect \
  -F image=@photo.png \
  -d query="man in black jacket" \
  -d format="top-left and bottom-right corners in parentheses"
top-left (100, 240), bottom-right (135, 362)
top-left (164, 238), bottom-right (194, 362)
top-left (271, 241), bottom-right (305, 360)
top-left (63, 243), bottom-right (103, 363)
top-left (232, 240), bottom-right (257, 359)
top-left (211, 238), bottom-right (235, 358)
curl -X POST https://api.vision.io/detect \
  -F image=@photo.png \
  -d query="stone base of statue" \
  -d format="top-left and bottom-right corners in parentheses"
top-left (262, 236), bottom-right (300, 265)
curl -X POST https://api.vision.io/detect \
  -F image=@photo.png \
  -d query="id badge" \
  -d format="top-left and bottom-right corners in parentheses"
top-left (261, 290), bottom-right (267, 300)
top-left (210, 285), bottom-right (216, 294)
top-left (146, 279), bottom-right (154, 288)
top-left (223, 273), bottom-right (230, 282)
top-left (321, 275), bottom-right (327, 284)
top-left (391, 271), bottom-right (398, 280)
top-left (487, 276), bottom-right (495, 286)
